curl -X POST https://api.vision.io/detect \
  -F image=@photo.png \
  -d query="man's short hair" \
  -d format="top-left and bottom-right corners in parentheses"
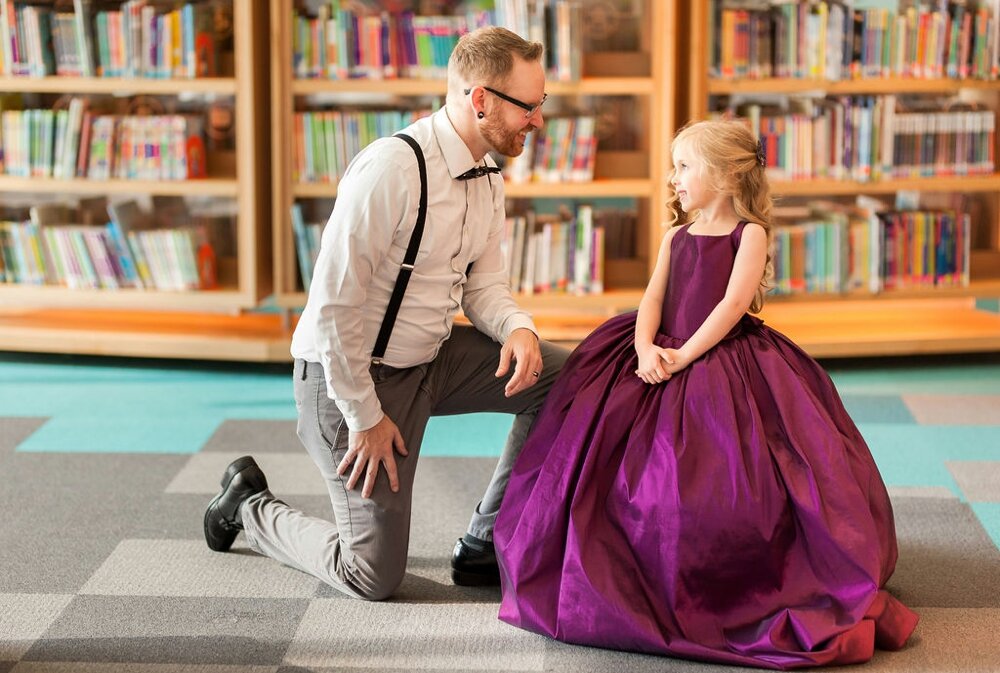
top-left (449, 26), bottom-right (544, 88)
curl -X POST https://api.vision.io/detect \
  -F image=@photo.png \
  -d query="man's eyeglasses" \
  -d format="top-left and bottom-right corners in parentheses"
top-left (464, 86), bottom-right (548, 118)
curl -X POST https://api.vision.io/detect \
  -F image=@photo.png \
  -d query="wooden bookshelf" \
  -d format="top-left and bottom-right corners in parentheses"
top-left (707, 77), bottom-right (1000, 96)
top-left (5, 1), bottom-right (998, 362)
top-left (292, 178), bottom-right (654, 200)
top-left (0, 176), bottom-right (239, 197)
top-left (0, 1), bottom-right (273, 359)
top-left (771, 175), bottom-right (1000, 197)
top-left (0, 307), bottom-right (292, 362)
top-left (0, 75), bottom-right (238, 95)
top-left (7, 297), bottom-right (994, 362)
top-left (677, 1), bottom-right (1000, 356)
top-left (291, 76), bottom-right (655, 97)
top-left (269, 0), bottom-right (675, 330)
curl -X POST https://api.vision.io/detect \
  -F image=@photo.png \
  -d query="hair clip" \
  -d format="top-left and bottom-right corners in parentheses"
top-left (755, 138), bottom-right (767, 167)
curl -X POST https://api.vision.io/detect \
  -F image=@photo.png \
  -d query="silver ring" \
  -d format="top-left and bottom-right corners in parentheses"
top-left (531, 371), bottom-right (540, 377)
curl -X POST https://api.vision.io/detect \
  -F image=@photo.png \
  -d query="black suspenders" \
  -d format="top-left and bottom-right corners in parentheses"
top-left (370, 133), bottom-right (428, 365)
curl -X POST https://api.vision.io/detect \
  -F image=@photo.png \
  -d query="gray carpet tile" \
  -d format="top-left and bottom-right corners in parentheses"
top-left (0, 418), bottom-right (46, 456)
top-left (542, 639), bottom-right (740, 672)
top-left (839, 395), bottom-right (916, 424)
top-left (166, 453), bottom-right (328, 496)
top-left (0, 453), bottom-right (190, 593)
top-left (80, 540), bottom-right (320, 598)
top-left (0, 594), bottom-right (73, 660)
top-left (136, 493), bottom-right (232, 541)
top-left (409, 457), bottom-right (499, 557)
top-left (201, 420), bottom-right (302, 453)
top-left (276, 669), bottom-right (481, 673)
top-left (886, 486), bottom-right (959, 499)
top-left (312, 556), bottom-right (499, 604)
top-left (11, 665), bottom-right (278, 673)
top-left (282, 600), bottom-right (546, 670)
top-left (946, 461), bottom-right (1000, 503)
top-left (903, 394), bottom-right (1000, 425)
top-left (23, 596), bottom-right (309, 666)
top-left (888, 497), bottom-right (1000, 607)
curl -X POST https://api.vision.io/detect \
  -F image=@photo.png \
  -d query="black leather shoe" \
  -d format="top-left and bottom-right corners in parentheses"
top-left (204, 455), bottom-right (268, 552)
top-left (451, 535), bottom-right (500, 586)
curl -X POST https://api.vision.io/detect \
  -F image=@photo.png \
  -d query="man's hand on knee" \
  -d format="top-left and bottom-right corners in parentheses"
top-left (338, 415), bottom-right (408, 498)
top-left (496, 328), bottom-right (543, 398)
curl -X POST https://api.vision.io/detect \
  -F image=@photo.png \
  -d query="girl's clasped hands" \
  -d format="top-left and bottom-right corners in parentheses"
top-left (634, 345), bottom-right (687, 384)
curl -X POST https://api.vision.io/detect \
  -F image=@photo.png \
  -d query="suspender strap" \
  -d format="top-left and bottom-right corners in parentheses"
top-left (371, 132), bottom-right (427, 364)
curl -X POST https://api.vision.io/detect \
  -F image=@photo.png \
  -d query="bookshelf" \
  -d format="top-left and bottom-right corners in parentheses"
top-left (268, 0), bottom-right (675, 338)
top-left (676, 1), bottom-right (1000, 355)
top-left (0, 2), bottom-right (272, 337)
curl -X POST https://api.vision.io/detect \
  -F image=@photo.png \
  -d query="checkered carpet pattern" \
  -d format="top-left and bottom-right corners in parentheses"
top-left (1, 354), bottom-right (999, 672)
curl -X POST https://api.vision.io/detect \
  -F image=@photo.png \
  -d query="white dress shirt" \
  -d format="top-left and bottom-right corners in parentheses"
top-left (290, 108), bottom-right (537, 432)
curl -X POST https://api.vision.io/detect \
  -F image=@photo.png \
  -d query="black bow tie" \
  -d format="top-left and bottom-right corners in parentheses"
top-left (457, 165), bottom-right (502, 180)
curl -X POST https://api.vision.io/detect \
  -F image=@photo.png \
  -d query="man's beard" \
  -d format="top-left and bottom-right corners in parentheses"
top-left (480, 110), bottom-right (534, 158)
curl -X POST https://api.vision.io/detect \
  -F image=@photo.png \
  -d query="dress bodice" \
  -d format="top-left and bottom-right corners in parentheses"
top-left (660, 221), bottom-right (748, 339)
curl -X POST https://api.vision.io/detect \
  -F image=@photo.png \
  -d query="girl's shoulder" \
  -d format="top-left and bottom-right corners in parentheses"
top-left (736, 220), bottom-right (767, 239)
top-left (661, 223), bottom-right (687, 245)
top-left (667, 223), bottom-right (688, 237)
top-left (654, 223), bottom-right (687, 262)
top-left (734, 220), bottom-right (768, 253)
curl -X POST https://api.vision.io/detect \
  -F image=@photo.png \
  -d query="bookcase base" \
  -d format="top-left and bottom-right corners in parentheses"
top-left (1, 299), bottom-right (997, 362)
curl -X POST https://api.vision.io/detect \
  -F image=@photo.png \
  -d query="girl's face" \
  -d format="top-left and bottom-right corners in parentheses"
top-left (670, 144), bottom-right (713, 213)
top-left (670, 144), bottom-right (710, 213)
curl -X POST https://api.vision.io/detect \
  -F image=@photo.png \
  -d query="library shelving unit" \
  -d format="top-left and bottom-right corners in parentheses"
top-left (677, 2), bottom-right (1000, 357)
top-left (0, 1), bottom-right (282, 361)
top-left (269, 0), bottom-right (677, 343)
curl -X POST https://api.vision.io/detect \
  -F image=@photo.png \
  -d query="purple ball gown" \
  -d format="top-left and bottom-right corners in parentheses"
top-left (495, 221), bottom-right (918, 669)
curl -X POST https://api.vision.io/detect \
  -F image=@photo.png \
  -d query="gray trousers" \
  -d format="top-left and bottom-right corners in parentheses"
top-left (241, 325), bottom-right (570, 600)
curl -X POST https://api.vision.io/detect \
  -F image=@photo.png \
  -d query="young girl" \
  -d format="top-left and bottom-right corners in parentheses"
top-left (494, 120), bottom-right (918, 669)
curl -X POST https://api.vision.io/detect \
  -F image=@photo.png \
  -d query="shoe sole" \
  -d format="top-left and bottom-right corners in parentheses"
top-left (451, 568), bottom-right (501, 587)
top-left (203, 456), bottom-right (259, 552)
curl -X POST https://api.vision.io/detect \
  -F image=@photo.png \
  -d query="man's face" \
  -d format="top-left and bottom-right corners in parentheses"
top-left (479, 57), bottom-right (546, 157)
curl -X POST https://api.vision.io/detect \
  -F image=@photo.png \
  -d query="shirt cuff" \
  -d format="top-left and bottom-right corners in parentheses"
top-left (335, 397), bottom-right (385, 433)
top-left (503, 314), bottom-right (538, 342)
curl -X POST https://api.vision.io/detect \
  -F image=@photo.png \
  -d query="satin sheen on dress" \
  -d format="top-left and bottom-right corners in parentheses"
top-left (495, 221), bottom-right (918, 669)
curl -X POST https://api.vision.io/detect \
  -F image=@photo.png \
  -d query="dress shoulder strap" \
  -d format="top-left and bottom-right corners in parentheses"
top-left (731, 220), bottom-right (750, 245)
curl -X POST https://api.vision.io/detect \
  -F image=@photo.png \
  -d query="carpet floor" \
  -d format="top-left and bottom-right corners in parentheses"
top-left (1, 352), bottom-right (999, 672)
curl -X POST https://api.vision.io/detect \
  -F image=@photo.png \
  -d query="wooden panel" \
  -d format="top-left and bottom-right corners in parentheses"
top-left (0, 176), bottom-right (238, 196)
top-left (291, 77), bottom-right (653, 96)
top-left (771, 175), bottom-right (1000, 196)
top-left (760, 299), bottom-right (1000, 358)
top-left (0, 286), bottom-right (252, 311)
top-left (4, 298), bottom-right (998, 362)
top-left (0, 309), bottom-right (293, 362)
top-left (0, 75), bottom-right (237, 94)
top-left (582, 53), bottom-right (650, 78)
top-left (708, 77), bottom-right (1000, 95)
top-left (594, 151), bottom-right (650, 179)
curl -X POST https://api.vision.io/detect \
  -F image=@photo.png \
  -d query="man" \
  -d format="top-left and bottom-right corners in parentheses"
top-left (203, 26), bottom-right (570, 600)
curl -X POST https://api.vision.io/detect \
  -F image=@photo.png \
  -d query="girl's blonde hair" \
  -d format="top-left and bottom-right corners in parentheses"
top-left (665, 119), bottom-right (773, 312)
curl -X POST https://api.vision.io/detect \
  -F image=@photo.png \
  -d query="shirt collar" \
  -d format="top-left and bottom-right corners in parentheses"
top-left (433, 108), bottom-right (496, 180)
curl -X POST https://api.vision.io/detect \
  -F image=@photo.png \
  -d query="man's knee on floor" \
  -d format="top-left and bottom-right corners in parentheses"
top-left (343, 554), bottom-right (406, 601)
